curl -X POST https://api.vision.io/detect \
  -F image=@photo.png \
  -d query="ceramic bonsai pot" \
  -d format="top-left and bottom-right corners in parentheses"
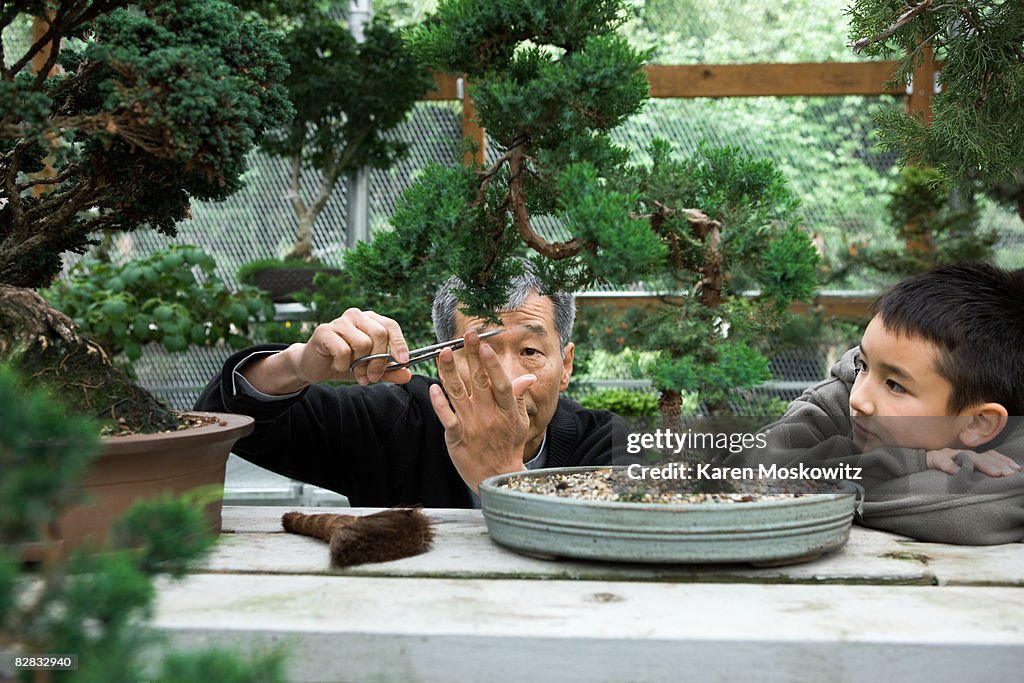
top-left (479, 466), bottom-right (859, 566)
top-left (57, 412), bottom-right (254, 550)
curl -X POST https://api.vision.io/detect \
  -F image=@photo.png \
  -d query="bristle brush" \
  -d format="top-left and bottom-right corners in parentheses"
top-left (282, 508), bottom-right (434, 567)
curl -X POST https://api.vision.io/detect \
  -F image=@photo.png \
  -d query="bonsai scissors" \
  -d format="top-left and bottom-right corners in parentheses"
top-left (349, 329), bottom-right (505, 373)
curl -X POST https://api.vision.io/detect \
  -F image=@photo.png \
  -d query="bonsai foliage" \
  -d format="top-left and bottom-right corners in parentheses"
top-left (42, 245), bottom-right (275, 371)
top-left (847, 0), bottom-right (1024, 186)
top-left (0, 365), bottom-right (286, 682)
top-left (0, 1), bottom-right (290, 432)
top-left (248, 2), bottom-right (433, 261)
top-left (350, 0), bottom-right (819, 415)
top-left (348, 0), bottom-right (654, 316)
top-left (0, 0), bottom-right (292, 289)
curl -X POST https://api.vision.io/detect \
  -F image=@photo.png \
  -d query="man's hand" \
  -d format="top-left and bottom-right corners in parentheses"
top-left (926, 448), bottom-right (1022, 477)
top-left (242, 308), bottom-right (412, 395)
top-left (428, 331), bottom-right (536, 493)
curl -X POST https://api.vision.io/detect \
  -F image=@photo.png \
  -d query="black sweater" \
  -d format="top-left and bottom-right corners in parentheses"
top-left (195, 344), bottom-right (634, 508)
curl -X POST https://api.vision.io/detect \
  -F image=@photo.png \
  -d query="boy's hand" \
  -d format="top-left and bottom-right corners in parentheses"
top-left (926, 448), bottom-right (1022, 477)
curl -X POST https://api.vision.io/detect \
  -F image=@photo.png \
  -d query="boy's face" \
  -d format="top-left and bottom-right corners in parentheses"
top-left (849, 315), bottom-right (972, 452)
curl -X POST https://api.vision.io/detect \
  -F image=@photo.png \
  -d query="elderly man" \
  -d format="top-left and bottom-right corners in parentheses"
top-left (195, 266), bottom-right (634, 507)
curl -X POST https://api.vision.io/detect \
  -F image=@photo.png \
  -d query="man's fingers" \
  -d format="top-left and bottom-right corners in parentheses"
top-left (365, 311), bottom-right (410, 365)
top-left (429, 383), bottom-right (461, 433)
top-left (464, 331), bottom-right (492, 395)
top-left (480, 343), bottom-right (514, 409)
top-left (437, 347), bottom-right (468, 401)
top-left (316, 319), bottom-right (371, 381)
top-left (348, 310), bottom-right (393, 383)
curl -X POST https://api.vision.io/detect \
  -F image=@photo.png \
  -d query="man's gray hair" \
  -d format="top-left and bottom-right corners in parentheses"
top-left (432, 262), bottom-right (576, 349)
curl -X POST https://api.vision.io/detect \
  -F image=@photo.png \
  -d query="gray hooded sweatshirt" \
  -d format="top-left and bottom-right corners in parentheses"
top-left (733, 347), bottom-right (1024, 545)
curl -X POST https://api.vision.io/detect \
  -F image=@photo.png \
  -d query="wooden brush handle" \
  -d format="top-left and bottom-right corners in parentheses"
top-left (281, 512), bottom-right (357, 542)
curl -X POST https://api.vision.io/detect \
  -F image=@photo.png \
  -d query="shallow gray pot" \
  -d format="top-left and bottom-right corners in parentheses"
top-left (479, 466), bottom-right (859, 566)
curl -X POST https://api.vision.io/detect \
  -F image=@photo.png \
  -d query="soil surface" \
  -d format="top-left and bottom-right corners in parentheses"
top-left (497, 468), bottom-right (840, 504)
top-left (100, 412), bottom-right (221, 437)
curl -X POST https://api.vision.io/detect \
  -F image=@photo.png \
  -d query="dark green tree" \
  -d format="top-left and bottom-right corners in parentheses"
top-left (0, 0), bottom-right (291, 431)
top-left (847, 0), bottom-right (1024, 186)
top-left (237, 1), bottom-right (433, 261)
top-left (347, 0), bottom-right (819, 416)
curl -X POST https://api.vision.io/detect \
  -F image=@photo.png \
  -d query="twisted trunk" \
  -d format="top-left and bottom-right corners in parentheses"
top-left (0, 286), bottom-right (179, 432)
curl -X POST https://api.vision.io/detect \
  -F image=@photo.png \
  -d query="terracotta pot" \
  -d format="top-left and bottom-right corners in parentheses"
top-left (57, 412), bottom-right (254, 551)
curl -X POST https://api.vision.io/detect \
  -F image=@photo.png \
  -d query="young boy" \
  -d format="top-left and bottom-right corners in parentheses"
top-left (745, 262), bottom-right (1024, 545)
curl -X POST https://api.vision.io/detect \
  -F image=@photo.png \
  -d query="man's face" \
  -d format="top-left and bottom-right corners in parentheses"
top-left (849, 315), bottom-right (970, 452)
top-left (452, 293), bottom-right (574, 460)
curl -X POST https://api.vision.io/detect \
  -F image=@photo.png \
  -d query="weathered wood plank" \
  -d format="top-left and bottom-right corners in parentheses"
top-left (215, 507), bottom-right (1024, 586)
top-left (424, 63), bottom-right (906, 102)
top-left (152, 575), bottom-right (1024, 683)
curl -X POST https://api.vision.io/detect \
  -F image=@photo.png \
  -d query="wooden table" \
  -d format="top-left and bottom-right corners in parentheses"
top-left (152, 507), bottom-right (1024, 683)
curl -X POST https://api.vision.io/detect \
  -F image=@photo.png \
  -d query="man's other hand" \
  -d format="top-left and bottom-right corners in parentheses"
top-left (428, 331), bottom-right (535, 493)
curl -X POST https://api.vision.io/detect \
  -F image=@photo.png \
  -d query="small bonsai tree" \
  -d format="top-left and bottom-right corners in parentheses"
top-left (860, 164), bottom-right (998, 277)
top-left (236, 1), bottom-right (433, 262)
top-left (0, 0), bottom-right (291, 431)
top-left (345, 0), bottom-right (819, 417)
top-left (0, 365), bottom-right (286, 681)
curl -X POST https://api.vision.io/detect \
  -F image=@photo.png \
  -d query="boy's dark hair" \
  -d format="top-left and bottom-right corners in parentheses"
top-left (870, 262), bottom-right (1024, 415)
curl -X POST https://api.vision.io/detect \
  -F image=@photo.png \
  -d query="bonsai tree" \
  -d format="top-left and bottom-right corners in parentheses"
top-left (344, 0), bottom-right (819, 417)
top-left (0, 0), bottom-right (291, 431)
top-left (0, 365), bottom-right (286, 681)
top-left (236, 1), bottom-right (433, 262)
top-left (847, 0), bottom-right (1024, 187)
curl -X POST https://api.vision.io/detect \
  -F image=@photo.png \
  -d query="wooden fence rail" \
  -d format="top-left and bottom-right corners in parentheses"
top-left (425, 58), bottom-right (937, 163)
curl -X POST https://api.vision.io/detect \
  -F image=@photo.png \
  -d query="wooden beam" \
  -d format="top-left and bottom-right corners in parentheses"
top-left (429, 62), bottom-right (906, 102)
top-left (645, 62), bottom-right (906, 98)
top-left (577, 292), bottom-right (875, 321)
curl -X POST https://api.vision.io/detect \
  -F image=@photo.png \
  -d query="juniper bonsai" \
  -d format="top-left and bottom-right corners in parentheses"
top-left (0, 0), bottom-right (291, 430)
top-left (345, 0), bottom-right (819, 416)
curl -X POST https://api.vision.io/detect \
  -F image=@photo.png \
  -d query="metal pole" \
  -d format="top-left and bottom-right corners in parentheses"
top-left (345, 0), bottom-right (373, 248)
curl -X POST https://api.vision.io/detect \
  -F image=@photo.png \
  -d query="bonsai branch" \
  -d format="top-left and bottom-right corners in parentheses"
top-left (850, 0), bottom-right (941, 53)
top-left (507, 144), bottom-right (580, 259)
top-left (288, 153), bottom-right (307, 217)
top-left (471, 142), bottom-right (521, 207)
top-left (16, 164), bottom-right (80, 191)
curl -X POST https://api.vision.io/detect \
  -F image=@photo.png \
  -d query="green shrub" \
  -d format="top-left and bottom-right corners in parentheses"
top-left (578, 388), bottom-right (660, 416)
top-left (0, 364), bottom-right (287, 681)
top-left (43, 246), bottom-right (274, 371)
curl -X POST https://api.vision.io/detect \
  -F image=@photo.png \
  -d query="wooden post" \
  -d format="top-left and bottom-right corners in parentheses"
top-left (905, 43), bottom-right (936, 126)
top-left (904, 42), bottom-right (937, 256)
top-left (460, 78), bottom-right (486, 166)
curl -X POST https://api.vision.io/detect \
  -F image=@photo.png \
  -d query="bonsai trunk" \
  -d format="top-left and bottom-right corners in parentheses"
top-left (0, 286), bottom-right (180, 432)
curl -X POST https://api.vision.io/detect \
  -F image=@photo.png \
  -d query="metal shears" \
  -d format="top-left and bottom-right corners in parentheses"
top-left (348, 329), bottom-right (505, 373)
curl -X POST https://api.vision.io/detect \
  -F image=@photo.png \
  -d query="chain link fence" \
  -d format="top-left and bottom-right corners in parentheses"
top-left (5, 6), bottom-right (1024, 413)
